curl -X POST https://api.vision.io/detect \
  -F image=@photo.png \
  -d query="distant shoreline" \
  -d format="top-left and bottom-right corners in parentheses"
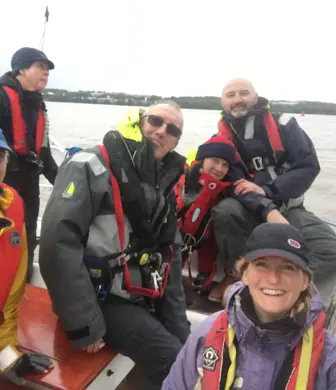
top-left (43, 88), bottom-right (336, 115)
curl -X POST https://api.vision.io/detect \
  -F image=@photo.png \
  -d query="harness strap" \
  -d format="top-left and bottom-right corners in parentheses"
top-left (98, 145), bottom-right (171, 300)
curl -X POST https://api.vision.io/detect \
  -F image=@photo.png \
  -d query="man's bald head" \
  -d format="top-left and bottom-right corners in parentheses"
top-left (221, 78), bottom-right (258, 118)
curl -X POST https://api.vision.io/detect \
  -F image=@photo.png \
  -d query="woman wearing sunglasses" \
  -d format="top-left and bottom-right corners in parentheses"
top-left (163, 222), bottom-right (336, 390)
top-left (39, 101), bottom-right (190, 390)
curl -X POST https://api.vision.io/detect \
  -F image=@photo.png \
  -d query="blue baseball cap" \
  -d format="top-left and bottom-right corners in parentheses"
top-left (0, 129), bottom-right (13, 153)
top-left (11, 47), bottom-right (55, 72)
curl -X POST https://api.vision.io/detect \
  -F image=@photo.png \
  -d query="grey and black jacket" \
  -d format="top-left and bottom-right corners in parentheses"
top-left (39, 131), bottom-right (189, 348)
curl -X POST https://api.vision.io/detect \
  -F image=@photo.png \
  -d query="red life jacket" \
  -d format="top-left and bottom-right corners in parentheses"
top-left (218, 111), bottom-right (285, 165)
top-left (177, 172), bottom-right (231, 241)
top-left (97, 145), bottom-right (172, 300)
top-left (177, 171), bottom-right (231, 286)
top-left (201, 309), bottom-right (326, 390)
top-left (0, 184), bottom-right (24, 311)
top-left (2, 86), bottom-right (45, 157)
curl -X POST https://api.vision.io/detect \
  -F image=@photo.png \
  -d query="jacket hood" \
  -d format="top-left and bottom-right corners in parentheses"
top-left (0, 72), bottom-right (21, 90)
top-left (220, 96), bottom-right (270, 124)
top-left (226, 281), bottom-right (324, 349)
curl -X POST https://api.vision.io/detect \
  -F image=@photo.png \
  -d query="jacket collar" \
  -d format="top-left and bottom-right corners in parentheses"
top-left (226, 282), bottom-right (324, 349)
top-left (220, 97), bottom-right (270, 125)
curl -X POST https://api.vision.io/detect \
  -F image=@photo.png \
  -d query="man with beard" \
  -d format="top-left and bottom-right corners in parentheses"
top-left (0, 47), bottom-right (58, 282)
top-left (209, 78), bottom-right (336, 301)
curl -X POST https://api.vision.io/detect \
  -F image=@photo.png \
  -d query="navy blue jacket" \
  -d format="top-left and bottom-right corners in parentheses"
top-left (220, 97), bottom-right (320, 202)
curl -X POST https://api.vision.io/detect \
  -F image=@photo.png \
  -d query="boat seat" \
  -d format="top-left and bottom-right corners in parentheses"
top-left (0, 285), bottom-right (117, 390)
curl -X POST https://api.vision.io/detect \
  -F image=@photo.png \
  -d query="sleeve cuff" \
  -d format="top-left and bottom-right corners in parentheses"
top-left (261, 184), bottom-right (275, 198)
top-left (261, 203), bottom-right (277, 220)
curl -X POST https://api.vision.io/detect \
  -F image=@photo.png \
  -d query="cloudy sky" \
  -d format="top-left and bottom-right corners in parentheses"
top-left (2, 0), bottom-right (335, 101)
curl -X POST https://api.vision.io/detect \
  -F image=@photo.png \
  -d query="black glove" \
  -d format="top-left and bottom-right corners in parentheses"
top-left (184, 163), bottom-right (203, 194)
top-left (15, 353), bottom-right (53, 376)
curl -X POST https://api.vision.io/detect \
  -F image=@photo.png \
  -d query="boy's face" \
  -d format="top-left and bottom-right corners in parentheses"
top-left (202, 157), bottom-right (229, 181)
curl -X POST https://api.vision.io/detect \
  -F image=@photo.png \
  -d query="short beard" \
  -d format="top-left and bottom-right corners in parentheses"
top-left (224, 102), bottom-right (254, 118)
top-left (230, 108), bottom-right (249, 118)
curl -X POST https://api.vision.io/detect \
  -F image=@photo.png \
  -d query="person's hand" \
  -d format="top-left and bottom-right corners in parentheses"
top-left (234, 179), bottom-right (266, 196)
top-left (184, 163), bottom-right (203, 194)
top-left (15, 353), bottom-right (54, 376)
top-left (266, 209), bottom-right (289, 224)
top-left (81, 339), bottom-right (105, 354)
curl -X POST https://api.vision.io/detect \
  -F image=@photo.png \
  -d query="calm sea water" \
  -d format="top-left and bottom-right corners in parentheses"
top-left (43, 101), bottom-right (336, 221)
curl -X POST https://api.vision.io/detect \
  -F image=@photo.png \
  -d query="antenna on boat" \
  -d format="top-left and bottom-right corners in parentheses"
top-left (40, 6), bottom-right (49, 51)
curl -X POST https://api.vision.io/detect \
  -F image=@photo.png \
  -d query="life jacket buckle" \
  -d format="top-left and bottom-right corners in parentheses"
top-left (182, 233), bottom-right (197, 252)
top-left (251, 156), bottom-right (264, 171)
top-left (151, 270), bottom-right (162, 290)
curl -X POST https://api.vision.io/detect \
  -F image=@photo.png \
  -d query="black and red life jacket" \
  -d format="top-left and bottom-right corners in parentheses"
top-left (96, 134), bottom-right (182, 300)
top-left (2, 86), bottom-right (45, 157)
top-left (218, 111), bottom-right (286, 171)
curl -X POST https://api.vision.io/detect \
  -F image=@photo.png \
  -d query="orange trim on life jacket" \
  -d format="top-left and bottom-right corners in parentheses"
top-left (2, 86), bottom-right (45, 157)
top-left (201, 310), bottom-right (326, 390)
top-left (218, 111), bottom-right (285, 157)
top-left (287, 311), bottom-right (326, 390)
top-left (0, 184), bottom-right (24, 310)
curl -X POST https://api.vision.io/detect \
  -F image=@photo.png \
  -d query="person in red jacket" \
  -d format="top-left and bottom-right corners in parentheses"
top-left (0, 129), bottom-right (52, 383)
top-left (176, 134), bottom-right (288, 303)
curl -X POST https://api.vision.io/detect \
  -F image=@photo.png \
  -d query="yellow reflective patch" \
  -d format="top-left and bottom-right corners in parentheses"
top-left (225, 326), bottom-right (237, 390)
top-left (62, 182), bottom-right (75, 199)
top-left (117, 108), bottom-right (143, 142)
top-left (139, 253), bottom-right (149, 265)
top-left (186, 148), bottom-right (197, 166)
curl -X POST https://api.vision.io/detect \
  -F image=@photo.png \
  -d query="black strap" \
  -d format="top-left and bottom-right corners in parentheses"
top-left (273, 349), bottom-right (295, 390)
top-left (219, 337), bottom-right (239, 389)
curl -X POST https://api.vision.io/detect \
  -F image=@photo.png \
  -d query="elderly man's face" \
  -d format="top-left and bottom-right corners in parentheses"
top-left (141, 104), bottom-right (183, 160)
top-left (221, 79), bottom-right (258, 118)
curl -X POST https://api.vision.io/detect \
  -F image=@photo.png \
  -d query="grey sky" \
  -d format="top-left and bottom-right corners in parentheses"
top-left (1, 0), bottom-right (335, 101)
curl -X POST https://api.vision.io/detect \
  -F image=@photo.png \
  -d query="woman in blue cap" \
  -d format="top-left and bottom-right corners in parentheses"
top-left (163, 222), bottom-right (336, 390)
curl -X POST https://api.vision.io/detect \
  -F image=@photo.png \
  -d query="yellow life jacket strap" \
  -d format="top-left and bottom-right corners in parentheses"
top-left (225, 325), bottom-right (237, 390)
top-left (296, 325), bottom-right (314, 389)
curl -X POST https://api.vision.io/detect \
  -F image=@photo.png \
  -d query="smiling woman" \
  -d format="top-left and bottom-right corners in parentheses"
top-left (162, 222), bottom-right (336, 390)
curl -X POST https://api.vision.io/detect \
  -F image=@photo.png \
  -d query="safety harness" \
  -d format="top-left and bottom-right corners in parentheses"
top-left (97, 144), bottom-right (173, 300)
top-left (218, 111), bottom-right (286, 173)
top-left (201, 310), bottom-right (326, 390)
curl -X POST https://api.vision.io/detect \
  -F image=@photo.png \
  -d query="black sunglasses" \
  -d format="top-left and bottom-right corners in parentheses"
top-left (142, 114), bottom-right (182, 138)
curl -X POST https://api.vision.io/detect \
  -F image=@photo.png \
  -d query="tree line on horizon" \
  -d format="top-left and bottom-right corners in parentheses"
top-left (42, 88), bottom-right (336, 115)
